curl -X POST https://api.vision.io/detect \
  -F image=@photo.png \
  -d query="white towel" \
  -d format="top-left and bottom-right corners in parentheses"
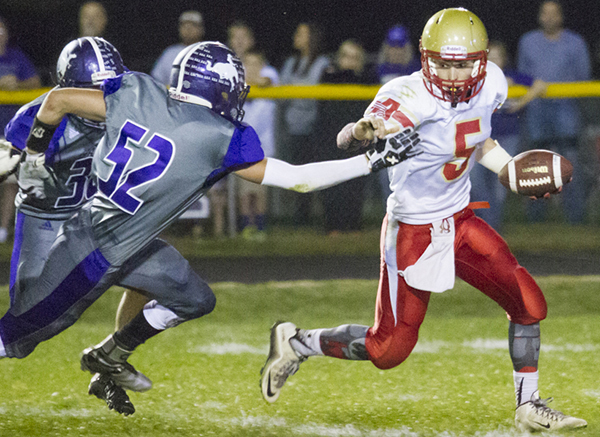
top-left (401, 217), bottom-right (456, 293)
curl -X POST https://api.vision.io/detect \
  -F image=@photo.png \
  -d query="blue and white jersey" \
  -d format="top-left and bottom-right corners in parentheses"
top-left (5, 94), bottom-right (104, 220)
top-left (91, 72), bottom-right (264, 265)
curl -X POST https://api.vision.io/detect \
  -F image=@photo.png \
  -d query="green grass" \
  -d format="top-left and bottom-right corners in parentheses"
top-left (1, 276), bottom-right (599, 436)
top-left (0, 223), bottom-right (599, 261)
top-left (158, 223), bottom-right (600, 259)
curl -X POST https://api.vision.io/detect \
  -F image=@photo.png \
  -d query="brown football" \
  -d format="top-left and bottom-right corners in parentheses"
top-left (497, 149), bottom-right (573, 197)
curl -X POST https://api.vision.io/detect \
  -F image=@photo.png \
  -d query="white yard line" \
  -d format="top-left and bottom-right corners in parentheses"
top-left (188, 340), bottom-right (598, 356)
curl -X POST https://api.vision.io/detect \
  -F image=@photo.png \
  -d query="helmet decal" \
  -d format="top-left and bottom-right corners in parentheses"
top-left (56, 37), bottom-right (125, 88)
top-left (169, 41), bottom-right (249, 122)
top-left (206, 54), bottom-right (240, 92)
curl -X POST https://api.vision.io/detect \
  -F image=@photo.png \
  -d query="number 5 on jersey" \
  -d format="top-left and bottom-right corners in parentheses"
top-left (443, 119), bottom-right (481, 181)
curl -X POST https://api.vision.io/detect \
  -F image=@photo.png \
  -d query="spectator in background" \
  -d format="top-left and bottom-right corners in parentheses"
top-left (375, 25), bottom-right (421, 85)
top-left (470, 40), bottom-right (547, 231)
top-left (227, 21), bottom-right (279, 239)
top-left (78, 1), bottom-right (108, 37)
top-left (151, 10), bottom-right (204, 85)
top-left (227, 20), bottom-right (256, 59)
top-left (317, 39), bottom-right (377, 234)
top-left (373, 25), bottom-right (421, 211)
top-left (0, 18), bottom-right (40, 92)
top-left (0, 16), bottom-right (41, 243)
top-left (517, 0), bottom-right (591, 224)
top-left (279, 22), bottom-right (329, 226)
top-left (237, 50), bottom-right (279, 239)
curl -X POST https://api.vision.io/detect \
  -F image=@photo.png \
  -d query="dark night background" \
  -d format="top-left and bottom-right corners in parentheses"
top-left (1, 0), bottom-right (600, 84)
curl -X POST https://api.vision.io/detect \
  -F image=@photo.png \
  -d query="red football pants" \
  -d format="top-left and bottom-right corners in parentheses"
top-left (365, 207), bottom-right (547, 370)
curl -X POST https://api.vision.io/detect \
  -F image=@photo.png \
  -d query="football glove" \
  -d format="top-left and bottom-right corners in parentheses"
top-left (0, 139), bottom-right (21, 183)
top-left (18, 151), bottom-right (58, 200)
top-left (366, 128), bottom-right (422, 172)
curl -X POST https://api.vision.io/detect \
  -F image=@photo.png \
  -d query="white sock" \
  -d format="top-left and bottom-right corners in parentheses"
top-left (0, 336), bottom-right (6, 358)
top-left (514, 370), bottom-right (539, 406)
top-left (290, 328), bottom-right (323, 357)
top-left (142, 300), bottom-right (183, 330)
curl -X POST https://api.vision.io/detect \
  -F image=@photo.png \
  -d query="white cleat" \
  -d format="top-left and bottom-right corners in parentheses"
top-left (260, 321), bottom-right (306, 403)
top-left (515, 391), bottom-right (587, 432)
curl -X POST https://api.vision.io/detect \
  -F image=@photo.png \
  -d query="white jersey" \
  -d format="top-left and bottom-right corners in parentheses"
top-left (365, 61), bottom-right (507, 224)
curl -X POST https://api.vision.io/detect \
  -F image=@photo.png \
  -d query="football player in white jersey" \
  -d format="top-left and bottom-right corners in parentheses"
top-left (260, 8), bottom-right (587, 432)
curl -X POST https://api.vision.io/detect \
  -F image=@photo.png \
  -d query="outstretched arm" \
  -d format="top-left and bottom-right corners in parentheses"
top-left (235, 155), bottom-right (371, 192)
top-left (235, 121), bottom-right (421, 192)
top-left (236, 116), bottom-right (407, 190)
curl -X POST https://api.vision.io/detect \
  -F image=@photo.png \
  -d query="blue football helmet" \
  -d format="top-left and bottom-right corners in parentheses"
top-left (169, 41), bottom-right (249, 122)
top-left (56, 37), bottom-right (126, 88)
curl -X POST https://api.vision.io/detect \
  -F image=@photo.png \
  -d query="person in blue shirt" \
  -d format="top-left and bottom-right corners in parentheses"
top-left (470, 40), bottom-right (547, 231)
top-left (375, 25), bottom-right (421, 85)
top-left (517, 0), bottom-right (591, 224)
top-left (150, 10), bottom-right (204, 85)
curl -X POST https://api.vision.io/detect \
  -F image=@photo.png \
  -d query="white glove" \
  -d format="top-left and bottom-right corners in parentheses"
top-left (18, 151), bottom-right (57, 200)
top-left (366, 128), bottom-right (423, 172)
top-left (0, 139), bottom-right (21, 181)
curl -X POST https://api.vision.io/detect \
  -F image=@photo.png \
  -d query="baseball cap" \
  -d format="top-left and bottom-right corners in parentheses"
top-left (179, 10), bottom-right (203, 25)
top-left (385, 25), bottom-right (409, 47)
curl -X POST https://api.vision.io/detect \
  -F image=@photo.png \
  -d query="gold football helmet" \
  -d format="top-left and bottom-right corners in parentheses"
top-left (420, 8), bottom-right (488, 104)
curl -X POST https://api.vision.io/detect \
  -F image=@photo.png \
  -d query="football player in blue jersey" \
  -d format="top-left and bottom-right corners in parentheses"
top-left (0, 41), bottom-right (420, 412)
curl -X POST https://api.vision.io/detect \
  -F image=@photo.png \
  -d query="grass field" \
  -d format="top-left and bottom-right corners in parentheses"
top-left (0, 276), bottom-right (598, 436)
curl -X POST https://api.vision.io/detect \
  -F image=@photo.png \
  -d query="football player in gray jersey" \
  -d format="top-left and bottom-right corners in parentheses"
top-left (2, 37), bottom-right (150, 415)
top-left (0, 42), bottom-right (420, 411)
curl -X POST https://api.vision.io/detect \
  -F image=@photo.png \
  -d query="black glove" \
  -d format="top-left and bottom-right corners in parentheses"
top-left (366, 128), bottom-right (422, 172)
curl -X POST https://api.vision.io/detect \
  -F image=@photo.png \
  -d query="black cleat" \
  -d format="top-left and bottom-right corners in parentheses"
top-left (81, 334), bottom-right (152, 392)
top-left (88, 373), bottom-right (136, 416)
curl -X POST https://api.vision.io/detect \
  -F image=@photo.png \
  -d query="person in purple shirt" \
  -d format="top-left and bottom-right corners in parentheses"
top-left (0, 16), bottom-right (41, 244)
top-left (372, 25), bottom-right (422, 210)
top-left (470, 41), bottom-right (546, 231)
top-left (375, 25), bottom-right (421, 85)
top-left (0, 17), bottom-right (40, 91)
top-left (517, 0), bottom-right (591, 224)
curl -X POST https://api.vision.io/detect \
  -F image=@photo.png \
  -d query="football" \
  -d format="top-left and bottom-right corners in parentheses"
top-left (497, 149), bottom-right (573, 197)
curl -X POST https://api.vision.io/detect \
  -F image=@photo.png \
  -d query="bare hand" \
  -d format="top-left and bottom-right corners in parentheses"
top-left (529, 185), bottom-right (565, 200)
top-left (352, 116), bottom-right (400, 142)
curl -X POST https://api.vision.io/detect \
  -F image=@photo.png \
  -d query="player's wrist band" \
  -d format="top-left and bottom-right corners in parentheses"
top-left (25, 117), bottom-right (59, 154)
top-left (478, 140), bottom-right (513, 174)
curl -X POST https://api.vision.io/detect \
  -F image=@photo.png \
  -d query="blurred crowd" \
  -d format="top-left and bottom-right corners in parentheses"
top-left (1, 0), bottom-right (600, 241)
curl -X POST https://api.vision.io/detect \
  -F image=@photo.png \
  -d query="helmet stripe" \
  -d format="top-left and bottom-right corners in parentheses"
top-left (84, 36), bottom-right (106, 72)
top-left (175, 42), bottom-right (203, 93)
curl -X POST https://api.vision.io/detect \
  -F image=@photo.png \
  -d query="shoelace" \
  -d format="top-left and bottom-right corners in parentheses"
top-left (531, 397), bottom-right (567, 421)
